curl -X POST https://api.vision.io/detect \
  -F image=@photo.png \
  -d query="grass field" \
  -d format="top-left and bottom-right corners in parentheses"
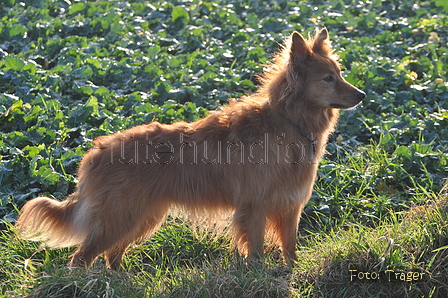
top-left (1, 0), bottom-right (447, 297)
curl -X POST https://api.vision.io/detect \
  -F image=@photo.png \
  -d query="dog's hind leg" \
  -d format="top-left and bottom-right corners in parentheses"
top-left (104, 244), bottom-right (129, 270)
top-left (70, 200), bottom-right (170, 269)
top-left (232, 206), bottom-right (266, 259)
top-left (69, 229), bottom-right (111, 268)
top-left (104, 205), bottom-right (170, 270)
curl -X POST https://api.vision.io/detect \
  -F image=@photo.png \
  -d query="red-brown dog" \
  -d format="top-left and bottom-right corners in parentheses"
top-left (16, 28), bottom-right (365, 269)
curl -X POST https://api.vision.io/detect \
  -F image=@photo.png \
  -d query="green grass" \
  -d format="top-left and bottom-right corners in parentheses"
top-left (2, 196), bottom-right (447, 297)
top-left (1, 0), bottom-right (447, 296)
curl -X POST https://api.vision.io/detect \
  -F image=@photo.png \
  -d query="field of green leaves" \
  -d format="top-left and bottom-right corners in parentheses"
top-left (1, 0), bottom-right (447, 297)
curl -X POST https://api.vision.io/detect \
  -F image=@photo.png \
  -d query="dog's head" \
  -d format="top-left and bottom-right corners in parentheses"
top-left (287, 28), bottom-right (365, 109)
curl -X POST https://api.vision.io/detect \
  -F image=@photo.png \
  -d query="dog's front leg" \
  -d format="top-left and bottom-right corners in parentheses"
top-left (232, 205), bottom-right (266, 259)
top-left (270, 203), bottom-right (303, 263)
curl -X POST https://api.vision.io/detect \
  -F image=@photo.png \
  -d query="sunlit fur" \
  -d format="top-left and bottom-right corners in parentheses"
top-left (16, 28), bottom-right (365, 269)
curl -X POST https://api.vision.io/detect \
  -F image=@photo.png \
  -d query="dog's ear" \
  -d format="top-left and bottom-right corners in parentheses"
top-left (312, 28), bottom-right (331, 55)
top-left (290, 31), bottom-right (310, 66)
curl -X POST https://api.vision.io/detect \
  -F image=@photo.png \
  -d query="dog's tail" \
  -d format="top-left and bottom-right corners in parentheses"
top-left (16, 195), bottom-right (85, 248)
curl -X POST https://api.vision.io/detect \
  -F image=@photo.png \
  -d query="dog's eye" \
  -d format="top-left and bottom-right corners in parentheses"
top-left (323, 76), bottom-right (334, 82)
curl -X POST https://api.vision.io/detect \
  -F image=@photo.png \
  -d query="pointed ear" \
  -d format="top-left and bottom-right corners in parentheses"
top-left (316, 28), bottom-right (329, 42)
top-left (290, 31), bottom-right (310, 66)
top-left (312, 28), bottom-right (331, 54)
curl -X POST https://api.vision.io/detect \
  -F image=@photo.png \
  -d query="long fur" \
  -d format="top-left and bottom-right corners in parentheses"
top-left (16, 28), bottom-right (365, 269)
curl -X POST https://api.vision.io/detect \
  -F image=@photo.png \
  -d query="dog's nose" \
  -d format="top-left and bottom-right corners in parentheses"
top-left (358, 91), bottom-right (366, 99)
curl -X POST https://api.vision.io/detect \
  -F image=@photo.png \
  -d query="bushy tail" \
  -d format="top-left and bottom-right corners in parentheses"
top-left (16, 196), bottom-right (84, 248)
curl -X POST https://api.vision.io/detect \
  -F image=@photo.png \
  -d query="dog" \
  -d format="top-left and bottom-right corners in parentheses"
top-left (16, 28), bottom-right (365, 269)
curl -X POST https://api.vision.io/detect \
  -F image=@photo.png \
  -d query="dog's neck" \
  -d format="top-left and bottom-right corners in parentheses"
top-left (285, 117), bottom-right (318, 154)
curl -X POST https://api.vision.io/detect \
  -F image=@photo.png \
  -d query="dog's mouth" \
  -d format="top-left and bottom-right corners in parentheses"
top-left (330, 101), bottom-right (363, 110)
top-left (330, 91), bottom-right (366, 110)
top-left (330, 96), bottom-right (365, 110)
top-left (329, 103), bottom-right (348, 109)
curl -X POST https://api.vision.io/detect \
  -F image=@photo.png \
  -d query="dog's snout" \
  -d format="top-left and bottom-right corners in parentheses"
top-left (358, 91), bottom-right (366, 100)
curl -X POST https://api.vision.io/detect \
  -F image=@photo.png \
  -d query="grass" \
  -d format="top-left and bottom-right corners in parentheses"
top-left (1, 0), bottom-right (447, 296)
top-left (1, 194), bottom-right (447, 297)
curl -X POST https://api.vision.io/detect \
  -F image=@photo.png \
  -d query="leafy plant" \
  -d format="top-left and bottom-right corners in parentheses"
top-left (0, 0), bottom-right (447, 296)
